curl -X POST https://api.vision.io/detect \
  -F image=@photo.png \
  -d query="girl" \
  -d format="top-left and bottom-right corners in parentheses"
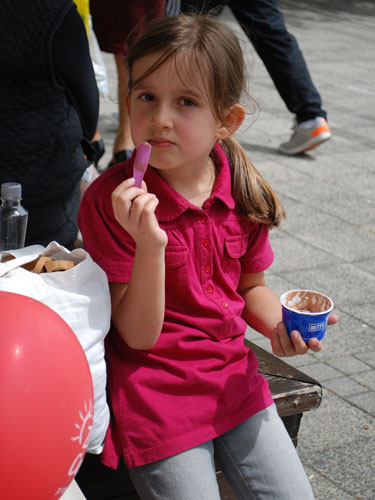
top-left (78, 14), bottom-right (337, 500)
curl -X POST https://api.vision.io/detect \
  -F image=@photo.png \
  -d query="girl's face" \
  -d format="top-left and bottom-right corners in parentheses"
top-left (127, 52), bottom-right (228, 175)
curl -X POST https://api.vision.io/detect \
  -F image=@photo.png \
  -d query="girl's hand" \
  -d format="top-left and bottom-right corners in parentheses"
top-left (112, 178), bottom-right (168, 249)
top-left (271, 312), bottom-right (339, 357)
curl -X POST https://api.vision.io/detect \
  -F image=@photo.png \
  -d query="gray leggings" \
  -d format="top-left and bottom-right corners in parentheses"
top-left (129, 404), bottom-right (315, 500)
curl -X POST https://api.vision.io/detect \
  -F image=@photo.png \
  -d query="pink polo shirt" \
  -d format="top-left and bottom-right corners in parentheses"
top-left (78, 143), bottom-right (275, 469)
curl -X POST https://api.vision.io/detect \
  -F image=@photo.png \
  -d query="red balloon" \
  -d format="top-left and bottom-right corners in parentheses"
top-left (0, 292), bottom-right (94, 500)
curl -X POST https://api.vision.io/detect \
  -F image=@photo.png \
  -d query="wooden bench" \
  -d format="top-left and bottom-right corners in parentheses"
top-left (75, 340), bottom-right (322, 500)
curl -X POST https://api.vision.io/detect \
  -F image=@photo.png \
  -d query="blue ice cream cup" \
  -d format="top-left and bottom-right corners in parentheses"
top-left (280, 289), bottom-right (334, 343)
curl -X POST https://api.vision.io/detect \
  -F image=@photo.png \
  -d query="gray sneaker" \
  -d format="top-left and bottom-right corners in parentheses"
top-left (278, 117), bottom-right (331, 155)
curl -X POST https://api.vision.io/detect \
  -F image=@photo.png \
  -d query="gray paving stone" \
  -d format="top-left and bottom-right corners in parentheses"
top-left (296, 362), bottom-right (341, 382)
top-left (278, 263), bottom-right (375, 311)
top-left (297, 391), bottom-right (375, 461)
top-left (245, 326), bottom-right (262, 342)
top-left (349, 303), bottom-right (375, 328)
top-left (269, 234), bottom-right (337, 273)
top-left (293, 225), bottom-right (375, 262)
top-left (257, 166), bottom-right (347, 213)
top-left (352, 258), bottom-right (375, 276)
top-left (326, 356), bottom-right (373, 375)
top-left (263, 271), bottom-right (299, 299)
top-left (300, 435), bottom-right (375, 500)
top-left (352, 371), bottom-right (375, 392)
top-left (270, 198), bottom-right (339, 236)
top-left (244, 333), bottom-right (270, 352)
top-left (287, 155), bottom-right (375, 199)
top-left (302, 464), bottom-right (354, 500)
top-left (338, 150), bottom-right (375, 171)
top-left (304, 314), bottom-right (375, 363)
top-left (323, 376), bottom-right (368, 398)
top-left (347, 392), bottom-right (375, 416)
top-left (355, 351), bottom-right (375, 368)
top-left (281, 354), bottom-right (316, 369)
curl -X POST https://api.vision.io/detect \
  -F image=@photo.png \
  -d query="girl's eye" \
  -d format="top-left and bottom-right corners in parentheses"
top-left (140, 93), bottom-right (154, 102)
top-left (179, 98), bottom-right (196, 107)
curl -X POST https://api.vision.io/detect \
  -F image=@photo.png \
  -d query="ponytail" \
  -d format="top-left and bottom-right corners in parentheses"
top-left (218, 137), bottom-right (285, 228)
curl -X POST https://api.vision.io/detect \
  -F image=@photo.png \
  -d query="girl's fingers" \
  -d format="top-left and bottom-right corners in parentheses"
top-left (272, 320), bottom-right (325, 357)
top-left (131, 193), bottom-right (158, 218)
top-left (288, 328), bottom-right (322, 354)
top-left (133, 195), bottom-right (167, 247)
top-left (272, 323), bottom-right (311, 357)
top-left (112, 177), bottom-right (136, 198)
top-left (277, 322), bottom-right (306, 356)
top-left (289, 330), bottom-right (309, 355)
top-left (271, 327), bottom-right (284, 357)
top-left (111, 179), bottom-right (146, 221)
top-left (132, 194), bottom-right (162, 232)
top-left (112, 178), bottom-right (145, 206)
top-left (140, 195), bottom-right (159, 221)
top-left (271, 324), bottom-right (294, 357)
top-left (328, 313), bottom-right (339, 325)
top-left (307, 338), bottom-right (322, 352)
top-left (110, 179), bottom-right (165, 245)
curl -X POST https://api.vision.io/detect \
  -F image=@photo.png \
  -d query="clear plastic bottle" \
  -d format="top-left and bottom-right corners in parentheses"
top-left (0, 182), bottom-right (28, 251)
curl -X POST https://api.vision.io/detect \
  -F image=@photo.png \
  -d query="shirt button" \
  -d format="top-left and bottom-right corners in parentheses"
top-left (221, 302), bottom-right (228, 309)
top-left (203, 239), bottom-right (210, 248)
top-left (204, 265), bottom-right (210, 273)
top-left (200, 215), bottom-right (208, 224)
top-left (206, 285), bottom-right (214, 293)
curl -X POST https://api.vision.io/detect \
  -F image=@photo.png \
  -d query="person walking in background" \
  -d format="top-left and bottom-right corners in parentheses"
top-left (181, 0), bottom-right (332, 155)
top-left (90, 0), bottom-right (167, 168)
top-left (0, 0), bottom-right (99, 248)
top-left (79, 14), bottom-right (338, 499)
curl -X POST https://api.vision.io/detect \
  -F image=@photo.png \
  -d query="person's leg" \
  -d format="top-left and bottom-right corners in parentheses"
top-left (129, 441), bottom-right (222, 500)
top-left (181, 0), bottom-right (330, 153)
top-left (214, 404), bottom-right (315, 500)
top-left (109, 53), bottom-right (133, 166)
top-left (230, 0), bottom-right (326, 123)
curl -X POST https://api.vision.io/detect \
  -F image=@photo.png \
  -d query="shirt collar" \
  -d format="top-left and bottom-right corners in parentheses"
top-left (126, 142), bottom-right (236, 222)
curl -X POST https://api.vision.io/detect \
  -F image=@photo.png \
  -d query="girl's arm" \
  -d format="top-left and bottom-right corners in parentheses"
top-left (110, 178), bottom-right (168, 350)
top-left (238, 271), bottom-right (325, 356)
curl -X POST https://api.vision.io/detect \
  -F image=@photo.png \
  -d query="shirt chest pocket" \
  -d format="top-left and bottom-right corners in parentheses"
top-left (222, 234), bottom-right (249, 288)
top-left (165, 245), bottom-right (189, 293)
top-left (224, 235), bottom-right (249, 258)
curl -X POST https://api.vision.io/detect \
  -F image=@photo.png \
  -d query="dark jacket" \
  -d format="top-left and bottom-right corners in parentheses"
top-left (0, 0), bottom-right (95, 247)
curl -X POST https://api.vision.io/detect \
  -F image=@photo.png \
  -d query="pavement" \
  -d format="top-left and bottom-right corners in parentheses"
top-left (94, 1), bottom-right (375, 499)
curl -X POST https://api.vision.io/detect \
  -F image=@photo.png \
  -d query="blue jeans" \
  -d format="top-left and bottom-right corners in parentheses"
top-left (129, 404), bottom-right (315, 500)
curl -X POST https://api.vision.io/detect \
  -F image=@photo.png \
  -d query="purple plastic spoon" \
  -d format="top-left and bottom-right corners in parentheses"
top-left (133, 142), bottom-right (151, 188)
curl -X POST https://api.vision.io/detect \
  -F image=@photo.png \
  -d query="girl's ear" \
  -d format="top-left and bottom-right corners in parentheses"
top-left (216, 104), bottom-right (245, 140)
top-left (125, 94), bottom-right (131, 113)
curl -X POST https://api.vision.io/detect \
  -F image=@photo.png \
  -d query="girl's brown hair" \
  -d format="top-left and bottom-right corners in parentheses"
top-left (127, 14), bottom-right (285, 228)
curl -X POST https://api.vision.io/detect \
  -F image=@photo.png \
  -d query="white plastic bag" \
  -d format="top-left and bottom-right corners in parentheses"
top-left (0, 241), bottom-right (111, 454)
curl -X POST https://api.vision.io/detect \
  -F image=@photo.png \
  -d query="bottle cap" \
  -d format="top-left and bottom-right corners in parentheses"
top-left (1, 182), bottom-right (22, 201)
